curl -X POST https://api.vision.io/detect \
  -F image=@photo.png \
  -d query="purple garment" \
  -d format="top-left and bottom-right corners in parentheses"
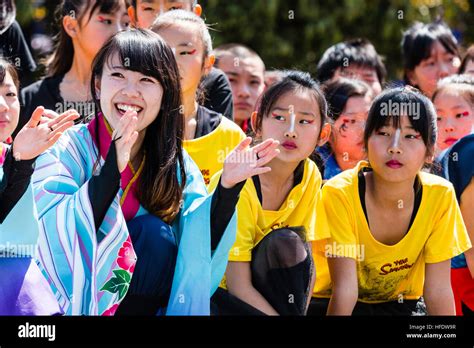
top-left (0, 257), bottom-right (62, 315)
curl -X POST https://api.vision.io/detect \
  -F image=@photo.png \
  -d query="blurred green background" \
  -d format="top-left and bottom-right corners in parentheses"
top-left (15, 0), bottom-right (474, 82)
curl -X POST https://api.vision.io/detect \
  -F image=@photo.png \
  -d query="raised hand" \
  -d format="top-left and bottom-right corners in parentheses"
top-left (220, 137), bottom-right (280, 189)
top-left (112, 110), bottom-right (139, 173)
top-left (12, 107), bottom-right (79, 161)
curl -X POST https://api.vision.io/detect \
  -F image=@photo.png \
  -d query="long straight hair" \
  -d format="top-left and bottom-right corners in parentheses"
top-left (91, 29), bottom-right (186, 223)
top-left (47, 0), bottom-right (124, 77)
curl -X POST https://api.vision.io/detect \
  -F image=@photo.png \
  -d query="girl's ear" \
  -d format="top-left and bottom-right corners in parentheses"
top-left (425, 153), bottom-right (434, 164)
top-left (203, 54), bottom-right (215, 75)
top-left (127, 6), bottom-right (137, 28)
top-left (317, 122), bottom-right (332, 147)
top-left (63, 14), bottom-right (79, 38)
top-left (94, 77), bottom-right (101, 99)
top-left (193, 4), bottom-right (203, 17)
top-left (406, 69), bottom-right (418, 86)
top-left (250, 111), bottom-right (259, 135)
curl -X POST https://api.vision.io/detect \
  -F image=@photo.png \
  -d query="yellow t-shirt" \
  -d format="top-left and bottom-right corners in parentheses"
top-left (183, 117), bottom-right (245, 185)
top-left (313, 160), bottom-right (472, 303)
top-left (209, 158), bottom-right (331, 289)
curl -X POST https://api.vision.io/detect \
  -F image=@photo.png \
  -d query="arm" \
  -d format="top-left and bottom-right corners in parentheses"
top-left (306, 242), bottom-right (317, 312)
top-left (326, 256), bottom-right (358, 315)
top-left (0, 108), bottom-right (78, 222)
top-left (423, 260), bottom-right (456, 315)
top-left (210, 137), bottom-right (280, 249)
top-left (226, 261), bottom-right (279, 315)
top-left (460, 179), bottom-right (474, 278)
top-left (210, 178), bottom-right (245, 250)
top-left (0, 148), bottom-right (35, 223)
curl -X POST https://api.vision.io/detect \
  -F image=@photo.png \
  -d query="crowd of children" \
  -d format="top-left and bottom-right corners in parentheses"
top-left (0, 0), bottom-right (473, 316)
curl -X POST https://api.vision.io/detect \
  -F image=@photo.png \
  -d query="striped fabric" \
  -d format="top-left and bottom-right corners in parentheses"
top-left (32, 123), bottom-right (237, 315)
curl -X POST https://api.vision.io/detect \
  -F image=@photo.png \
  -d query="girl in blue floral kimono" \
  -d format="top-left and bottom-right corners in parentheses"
top-left (0, 57), bottom-right (78, 315)
top-left (32, 29), bottom-right (280, 316)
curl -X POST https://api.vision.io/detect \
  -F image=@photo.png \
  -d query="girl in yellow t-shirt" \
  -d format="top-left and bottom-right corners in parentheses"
top-left (316, 87), bottom-right (471, 315)
top-left (209, 71), bottom-right (331, 315)
top-left (151, 10), bottom-right (245, 185)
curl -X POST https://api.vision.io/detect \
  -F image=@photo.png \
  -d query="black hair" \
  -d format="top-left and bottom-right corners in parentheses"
top-left (47, 0), bottom-right (126, 77)
top-left (0, 0), bottom-right (15, 33)
top-left (91, 29), bottom-right (185, 223)
top-left (254, 70), bottom-right (327, 134)
top-left (401, 21), bottom-right (460, 85)
top-left (322, 77), bottom-right (372, 122)
top-left (316, 38), bottom-right (386, 85)
top-left (364, 87), bottom-right (437, 157)
top-left (459, 45), bottom-right (474, 74)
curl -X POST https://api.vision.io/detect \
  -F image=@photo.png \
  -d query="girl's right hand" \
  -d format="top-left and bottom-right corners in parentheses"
top-left (12, 107), bottom-right (79, 161)
top-left (112, 110), bottom-right (139, 173)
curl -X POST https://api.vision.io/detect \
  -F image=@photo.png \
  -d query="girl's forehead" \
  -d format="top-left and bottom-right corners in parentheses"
top-left (434, 89), bottom-right (471, 104)
top-left (0, 71), bottom-right (15, 87)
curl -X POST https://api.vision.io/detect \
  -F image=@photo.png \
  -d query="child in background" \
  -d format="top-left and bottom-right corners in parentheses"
top-left (316, 38), bottom-right (386, 95)
top-left (264, 70), bottom-right (285, 89)
top-left (128, 0), bottom-right (234, 120)
top-left (0, 57), bottom-right (77, 315)
top-left (210, 71), bottom-right (331, 315)
top-left (318, 78), bottom-right (373, 179)
top-left (459, 45), bottom-right (474, 76)
top-left (432, 75), bottom-right (474, 156)
top-left (0, 0), bottom-right (37, 87)
top-left (435, 75), bottom-right (474, 315)
top-left (151, 10), bottom-right (245, 185)
top-left (440, 134), bottom-right (474, 315)
top-left (20, 0), bottom-right (129, 130)
top-left (402, 21), bottom-right (460, 99)
top-left (318, 87), bottom-right (470, 315)
top-left (214, 44), bottom-right (266, 132)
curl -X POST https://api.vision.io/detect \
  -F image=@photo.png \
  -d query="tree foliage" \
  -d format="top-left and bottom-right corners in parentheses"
top-left (201, 0), bottom-right (474, 81)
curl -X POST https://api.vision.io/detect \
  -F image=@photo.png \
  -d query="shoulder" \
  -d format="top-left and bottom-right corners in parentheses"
top-left (419, 171), bottom-right (455, 194)
top-left (21, 76), bottom-right (61, 99)
top-left (446, 135), bottom-right (474, 171)
top-left (202, 68), bottom-right (230, 89)
top-left (323, 164), bottom-right (358, 192)
top-left (218, 116), bottom-right (246, 136)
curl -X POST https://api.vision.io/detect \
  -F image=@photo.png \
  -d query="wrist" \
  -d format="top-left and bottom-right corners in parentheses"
top-left (220, 173), bottom-right (235, 189)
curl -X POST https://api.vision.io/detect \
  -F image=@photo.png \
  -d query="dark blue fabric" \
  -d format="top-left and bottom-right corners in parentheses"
top-left (116, 214), bottom-right (177, 315)
top-left (441, 134), bottom-right (474, 269)
top-left (317, 144), bottom-right (342, 180)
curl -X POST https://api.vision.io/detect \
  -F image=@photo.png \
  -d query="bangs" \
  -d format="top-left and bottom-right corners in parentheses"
top-left (85, 0), bottom-right (124, 22)
top-left (364, 88), bottom-right (437, 150)
top-left (102, 30), bottom-right (172, 83)
top-left (403, 22), bottom-right (459, 70)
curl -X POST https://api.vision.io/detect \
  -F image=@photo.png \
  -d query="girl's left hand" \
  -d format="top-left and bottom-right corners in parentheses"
top-left (220, 137), bottom-right (280, 189)
top-left (12, 107), bottom-right (79, 161)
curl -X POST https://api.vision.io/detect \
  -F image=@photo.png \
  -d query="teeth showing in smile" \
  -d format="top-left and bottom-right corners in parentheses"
top-left (116, 103), bottom-right (142, 113)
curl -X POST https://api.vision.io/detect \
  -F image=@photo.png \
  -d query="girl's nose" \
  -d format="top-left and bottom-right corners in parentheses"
top-left (444, 118), bottom-right (455, 132)
top-left (284, 114), bottom-right (297, 139)
top-left (121, 82), bottom-right (140, 98)
top-left (0, 96), bottom-right (9, 112)
top-left (387, 129), bottom-right (403, 154)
